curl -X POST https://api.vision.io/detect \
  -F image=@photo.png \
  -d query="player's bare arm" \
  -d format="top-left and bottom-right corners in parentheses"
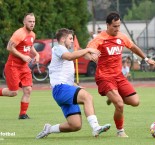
top-left (84, 51), bottom-right (99, 63)
top-left (62, 48), bottom-right (100, 61)
top-left (7, 40), bottom-right (32, 63)
top-left (7, 40), bottom-right (16, 51)
top-left (130, 44), bottom-right (155, 65)
top-left (84, 53), bottom-right (92, 60)
top-left (130, 43), bottom-right (146, 59)
top-left (30, 46), bottom-right (40, 63)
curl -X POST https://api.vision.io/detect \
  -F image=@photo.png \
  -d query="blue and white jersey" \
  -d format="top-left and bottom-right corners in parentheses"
top-left (48, 44), bottom-right (75, 87)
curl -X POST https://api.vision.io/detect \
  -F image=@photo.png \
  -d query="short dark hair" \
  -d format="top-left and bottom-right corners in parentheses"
top-left (97, 27), bottom-right (101, 31)
top-left (106, 12), bottom-right (120, 24)
top-left (56, 28), bottom-right (74, 42)
top-left (24, 13), bottom-right (35, 19)
top-left (122, 60), bottom-right (127, 64)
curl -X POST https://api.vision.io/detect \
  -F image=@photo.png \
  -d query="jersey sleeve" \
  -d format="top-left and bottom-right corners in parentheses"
top-left (121, 33), bottom-right (134, 49)
top-left (86, 37), bottom-right (103, 49)
top-left (54, 45), bottom-right (68, 58)
top-left (10, 29), bottom-right (26, 46)
top-left (87, 32), bottom-right (107, 49)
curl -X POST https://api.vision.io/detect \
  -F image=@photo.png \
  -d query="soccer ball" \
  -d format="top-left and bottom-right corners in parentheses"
top-left (150, 122), bottom-right (155, 138)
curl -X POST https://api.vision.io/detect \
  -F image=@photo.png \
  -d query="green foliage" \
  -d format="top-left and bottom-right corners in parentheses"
top-left (0, 0), bottom-right (90, 73)
top-left (131, 70), bottom-right (155, 79)
top-left (52, 0), bottom-right (90, 48)
top-left (124, 0), bottom-right (155, 20)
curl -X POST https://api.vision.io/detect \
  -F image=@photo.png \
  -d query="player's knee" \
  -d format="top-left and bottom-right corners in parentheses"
top-left (71, 124), bottom-right (82, 131)
top-left (27, 87), bottom-right (32, 94)
top-left (23, 86), bottom-right (32, 95)
top-left (131, 100), bottom-right (140, 107)
top-left (85, 94), bottom-right (93, 102)
top-left (83, 90), bottom-right (93, 101)
top-left (69, 121), bottom-right (82, 131)
top-left (115, 100), bottom-right (124, 112)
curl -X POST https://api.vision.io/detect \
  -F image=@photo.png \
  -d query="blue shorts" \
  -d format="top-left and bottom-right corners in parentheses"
top-left (52, 84), bottom-right (81, 118)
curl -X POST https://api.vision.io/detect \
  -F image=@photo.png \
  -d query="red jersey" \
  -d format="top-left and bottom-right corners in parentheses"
top-left (87, 31), bottom-right (133, 77)
top-left (7, 27), bottom-right (35, 66)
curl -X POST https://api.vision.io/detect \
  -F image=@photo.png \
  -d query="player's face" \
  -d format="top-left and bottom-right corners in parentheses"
top-left (64, 34), bottom-right (73, 49)
top-left (24, 15), bottom-right (35, 31)
top-left (107, 19), bottom-right (120, 36)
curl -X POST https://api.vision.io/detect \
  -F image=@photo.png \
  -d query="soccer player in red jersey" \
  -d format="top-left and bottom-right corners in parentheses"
top-left (0, 13), bottom-right (39, 119)
top-left (85, 12), bottom-right (155, 137)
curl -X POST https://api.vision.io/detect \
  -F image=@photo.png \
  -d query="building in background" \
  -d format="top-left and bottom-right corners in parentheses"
top-left (87, 20), bottom-right (146, 45)
top-left (137, 17), bottom-right (155, 55)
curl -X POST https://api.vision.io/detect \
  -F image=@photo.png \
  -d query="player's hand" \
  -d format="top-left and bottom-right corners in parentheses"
top-left (90, 53), bottom-right (99, 63)
top-left (86, 48), bottom-right (100, 63)
top-left (33, 54), bottom-right (40, 63)
top-left (147, 59), bottom-right (155, 65)
top-left (87, 48), bottom-right (101, 56)
top-left (22, 55), bottom-right (32, 63)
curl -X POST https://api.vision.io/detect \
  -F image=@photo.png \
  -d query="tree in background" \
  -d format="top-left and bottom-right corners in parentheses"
top-left (124, 0), bottom-right (155, 20)
top-left (0, 0), bottom-right (90, 75)
top-left (52, 0), bottom-right (90, 48)
top-left (87, 0), bottom-right (155, 21)
top-left (88, 0), bottom-right (134, 21)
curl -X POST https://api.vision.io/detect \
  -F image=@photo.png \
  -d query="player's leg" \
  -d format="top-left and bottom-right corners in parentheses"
top-left (118, 77), bottom-right (139, 107)
top-left (0, 64), bottom-right (19, 97)
top-left (18, 86), bottom-right (32, 119)
top-left (96, 76), bottom-right (128, 137)
top-left (36, 85), bottom-right (110, 139)
top-left (36, 84), bottom-right (81, 137)
top-left (36, 115), bottom-right (81, 139)
top-left (115, 76), bottom-right (139, 137)
top-left (98, 78), bottom-right (129, 136)
top-left (52, 84), bottom-right (92, 131)
top-left (36, 85), bottom-right (83, 139)
top-left (19, 67), bottom-right (32, 119)
top-left (60, 114), bottom-right (82, 132)
top-left (106, 90), bottom-right (128, 137)
top-left (36, 109), bottom-right (82, 139)
top-left (124, 94), bottom-right (139, 106)
top-left (77, 89), bottom-right (95, 116)
top-left (77, 89), bottom-right (111, 137)
top-left (0, 88), bottom-right (18, 97)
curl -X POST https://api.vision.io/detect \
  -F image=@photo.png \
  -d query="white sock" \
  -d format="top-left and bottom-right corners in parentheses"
top-left (117, 128), bottom-right (124, 133)
top-left (50, 124), bottom-right (60, 133)
top-left (87, 115), bottom-right (99, 130)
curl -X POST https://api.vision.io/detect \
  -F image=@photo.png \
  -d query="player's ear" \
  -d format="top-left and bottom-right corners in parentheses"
top-left (61, 37), bottom-right (66, 43)
top-left (23, 16), bottom-right (27, 25)
top-left (23, 19), bottom-right (25, 25)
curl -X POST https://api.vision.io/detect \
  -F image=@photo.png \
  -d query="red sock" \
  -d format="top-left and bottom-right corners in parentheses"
top-left (0, 88), bottom-right (3, 96)
top-left (20, 102), bottom-right (29, 115)
top-left (114, 117), bottom-right (124, 130)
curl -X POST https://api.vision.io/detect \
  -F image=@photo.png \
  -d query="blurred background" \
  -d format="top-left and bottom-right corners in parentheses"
top-left (0, 0), bottom-right (155, 81)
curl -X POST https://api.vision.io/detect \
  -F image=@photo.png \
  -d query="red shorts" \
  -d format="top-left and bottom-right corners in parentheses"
top-left (95, 73), bottom-right (136, 98)
top-left (4, 64), bottom-right (32, 91)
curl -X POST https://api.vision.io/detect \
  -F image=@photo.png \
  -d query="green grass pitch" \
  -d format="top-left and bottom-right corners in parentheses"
top-left (0, 87), bottom-right (155, 145)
